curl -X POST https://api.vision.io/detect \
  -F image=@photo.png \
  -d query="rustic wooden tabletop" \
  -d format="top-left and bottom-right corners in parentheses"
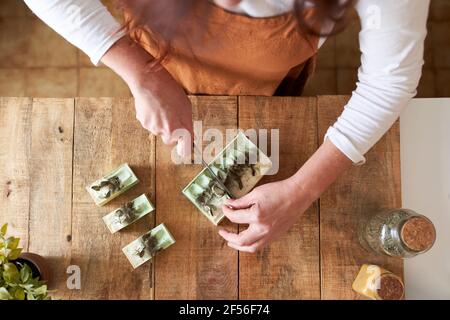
top-left (0, 96), bottom-right (402, 299)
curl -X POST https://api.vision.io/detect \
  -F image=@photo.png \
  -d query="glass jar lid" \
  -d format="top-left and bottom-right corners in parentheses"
top-left (400, 216), bottom-right (436, 253)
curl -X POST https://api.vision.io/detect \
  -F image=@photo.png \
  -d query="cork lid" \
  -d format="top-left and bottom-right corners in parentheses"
top-left (376, 274), bottom-right (404, 300)
top-left (400, 216), bottom-right (436, 252)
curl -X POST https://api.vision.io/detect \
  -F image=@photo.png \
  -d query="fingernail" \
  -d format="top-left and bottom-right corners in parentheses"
top-left (224, 198), bottom-right (233, 205)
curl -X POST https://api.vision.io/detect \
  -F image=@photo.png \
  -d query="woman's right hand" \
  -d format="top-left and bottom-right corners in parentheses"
top-left (101, 36), bottom-right (193, 157)
top-left (130, 66), bottom-right (193, 157)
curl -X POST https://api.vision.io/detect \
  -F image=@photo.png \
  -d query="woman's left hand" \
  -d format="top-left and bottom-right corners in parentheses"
top-left (218, 139), bottom-right (353, 253)
top-left (218, 177), bottom-right (314, 253)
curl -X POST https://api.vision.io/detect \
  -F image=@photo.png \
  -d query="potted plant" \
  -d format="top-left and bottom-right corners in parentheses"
top-left (0, 224), bottom-right (51, 300)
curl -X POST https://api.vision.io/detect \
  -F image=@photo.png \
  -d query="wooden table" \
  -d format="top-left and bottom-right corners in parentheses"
top-left (0, 96), bottom-right (402, 299)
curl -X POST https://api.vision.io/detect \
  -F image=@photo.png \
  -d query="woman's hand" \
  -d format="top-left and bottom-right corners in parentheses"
top-left (219, 139), bottom-right (353, 252)
top-left (130, 67), bottom-right (193, 157)
top-left (101, 36), bottom-right (193, 157)
top-left (218, 178), bottom-right (314, 253)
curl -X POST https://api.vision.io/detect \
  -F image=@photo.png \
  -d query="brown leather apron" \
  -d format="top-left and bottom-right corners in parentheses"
top-left (127, 2), bottom-right (320, 96)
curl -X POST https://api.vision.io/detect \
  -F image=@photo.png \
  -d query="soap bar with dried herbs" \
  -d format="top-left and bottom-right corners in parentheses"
top-left (122, 224), bottom-right (175, 269)
top-left (183, 132), bottom-right (272, 225)
top-left (86, 163), bottom-right (139, 206)
top-left (102, 194), bottom-right (155, 233)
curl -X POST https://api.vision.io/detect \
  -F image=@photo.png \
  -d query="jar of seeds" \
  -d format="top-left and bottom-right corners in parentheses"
top-left (359, 209), bottom-right (436, 258)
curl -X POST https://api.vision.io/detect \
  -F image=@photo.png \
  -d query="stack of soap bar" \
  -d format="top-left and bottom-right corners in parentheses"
top-left (86, 163), bottom-right (139, 206)
top-left (102, 194), bottom-right (155, 233)
top-left (183, 132), bottom-right (272, 225)
top-left (122, 224), bottom-right (176, 269)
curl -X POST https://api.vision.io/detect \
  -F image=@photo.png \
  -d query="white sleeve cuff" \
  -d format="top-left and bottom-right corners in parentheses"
top-left (324, 126), bottom-right (366, 166)
top-left (90, 29), bottom-right (127, 66)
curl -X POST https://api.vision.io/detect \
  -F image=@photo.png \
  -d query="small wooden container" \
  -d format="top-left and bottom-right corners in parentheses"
top-left (352, 264), bottom-right (404, 300)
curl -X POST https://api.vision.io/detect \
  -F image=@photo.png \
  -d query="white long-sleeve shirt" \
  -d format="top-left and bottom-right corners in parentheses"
top-left (24, 0), bottom-right (430, 165)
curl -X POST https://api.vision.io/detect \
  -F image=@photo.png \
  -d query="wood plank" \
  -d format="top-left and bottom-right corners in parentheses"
top-left (0, 97), bottom-right (32, 249)
top-left (27, 98), bottom-right (74, 296)
top-left (155, 96), bottom-right (238, 299)
top-left (71, 98), bottom-right (155, 299)
top-left (238, 96), bottom-right (320, 299)
top-left (317, 95), bottom-right (403, 299)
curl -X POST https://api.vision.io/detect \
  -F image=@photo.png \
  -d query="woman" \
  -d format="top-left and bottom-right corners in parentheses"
top-left (25, 0), bottom-right (429, 252)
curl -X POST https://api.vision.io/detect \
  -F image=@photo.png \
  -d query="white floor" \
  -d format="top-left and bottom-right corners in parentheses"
top-left (400, 98), bottom-right (450, 299)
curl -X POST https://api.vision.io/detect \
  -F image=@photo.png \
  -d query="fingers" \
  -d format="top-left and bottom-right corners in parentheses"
top-left (161, 133), bottom-right (176, 145)
top-left (227, 238), bottom-right (267, 253)
top-left (223, 194), bottom-right (254, 209)
top-left (156, 128), bottom-right (192, 159)
top-left (222, 193), bottom-right (261, 224)
top-left (136, 111), bottom-right (193, 155)
top-left (160, 128), bottom-right (192, 157)
top-left (176, 130), bottom-right (192, 158)
top-left (222, 203), bottom-right (254, 224)
top-left (218, 226), bottom-right (265, 247)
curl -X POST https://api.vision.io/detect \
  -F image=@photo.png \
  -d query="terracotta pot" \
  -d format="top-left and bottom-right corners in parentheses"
top-left (16, 252), bottom-right (52, 284)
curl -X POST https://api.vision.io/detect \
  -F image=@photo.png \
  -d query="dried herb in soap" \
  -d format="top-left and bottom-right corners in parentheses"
top-left (102, 194), bottom-right (154, 233)
top-left (122, 224), bottom-right (175, 269)
top-left (91, 176), bottom-right (121, 199)
top-left (87, 164), bottom-right (139, 206)
top-left (222, 154), bottom-right (258, 191)
top-left (182, 132), bottom-right (273, 225)
top-left (211, 184), bottom-right (225, 197)
top-left (137, 233), bottom-right (161, 258)
top-left (114, 201), bottom-right (136, 225)
top-left (196, 181), bottom-right (223, 217)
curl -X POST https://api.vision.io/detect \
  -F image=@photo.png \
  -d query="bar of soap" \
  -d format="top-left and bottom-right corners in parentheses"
top-left (102, 194), bottom-right (155, 233)
top-left (352, 264), bottom-right (404, 300)
top-left (182, 131), bottom-right (272, 225)
top-left (86, 163), bottom-right (139, 206)
top-left (122, 224), bottom-right (175, 269)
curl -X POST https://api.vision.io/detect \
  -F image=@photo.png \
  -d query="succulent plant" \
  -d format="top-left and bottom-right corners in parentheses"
top-left (0, 224), bottom-right (50, 300)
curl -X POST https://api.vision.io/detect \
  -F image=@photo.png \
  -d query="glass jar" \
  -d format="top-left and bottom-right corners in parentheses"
top-left (358, 209), bottom-right (436, 258)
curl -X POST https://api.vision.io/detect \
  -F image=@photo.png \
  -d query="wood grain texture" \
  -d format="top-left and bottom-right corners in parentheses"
top-left (0, 96), bottom-right (403, 300)
top-left (317, 96), bottom-right (403, 300)
top-left (0, 97), bottom-right (32, 248)
top-left (238, 96), bottom-right (320, 299)
top-left (71, 98), bottom-right (155, 299)
top-left (28, 98), bottom-right (74, 295)
top-left (155, 96), bottom-right (238, 299)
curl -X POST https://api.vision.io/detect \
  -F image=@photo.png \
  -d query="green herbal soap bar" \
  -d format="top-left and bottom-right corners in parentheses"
top-left (86, 163), bottom-right (139, 206)
top-left (122, 224), bottom-right (176, 269)
top-left (102, 194), bottom-right (155, 234)
top-left (183, 132), bottom-right (272, 225)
